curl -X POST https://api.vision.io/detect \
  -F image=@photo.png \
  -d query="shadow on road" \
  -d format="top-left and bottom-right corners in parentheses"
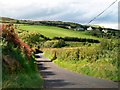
top-left (35, 53), bottom-right (118, 88)
top-left (37, 62), bottom-right (75, 88)
top-left (44, 79), bottom-right (75, 88)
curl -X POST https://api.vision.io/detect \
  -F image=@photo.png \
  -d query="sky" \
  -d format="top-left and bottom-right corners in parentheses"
top-left (0, 0), bottom-right (119, 29)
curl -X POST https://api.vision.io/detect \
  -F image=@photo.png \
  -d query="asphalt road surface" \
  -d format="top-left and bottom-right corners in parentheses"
top-left (35, 53), bottom-right (118, 89)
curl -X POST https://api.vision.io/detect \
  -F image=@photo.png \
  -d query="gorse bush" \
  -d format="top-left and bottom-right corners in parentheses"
top-left (2, 24), bottom-right (31, 61)
top-left (2, 24), bottom-right (43, 88)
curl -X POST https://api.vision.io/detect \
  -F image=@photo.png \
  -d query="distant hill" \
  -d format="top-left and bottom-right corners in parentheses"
top-left (0, 17), bottom-right (15, 21)
top-left (0, 17), bottom-right (119, 31)
top-left (0, 17), bottom-right (17, 23)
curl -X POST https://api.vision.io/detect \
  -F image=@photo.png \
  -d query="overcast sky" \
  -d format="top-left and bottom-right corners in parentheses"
top-left (0, 0), bottom-right (119, 29)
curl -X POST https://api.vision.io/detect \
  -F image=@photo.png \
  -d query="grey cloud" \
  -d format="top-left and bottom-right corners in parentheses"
top-left (0, 0), bottom-right (118, 28)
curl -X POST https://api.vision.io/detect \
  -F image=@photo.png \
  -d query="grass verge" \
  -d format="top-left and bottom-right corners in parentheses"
top-left (53, 59), bottom-right (118, 81)
top-left (2, 43), bottom-right (43, 88)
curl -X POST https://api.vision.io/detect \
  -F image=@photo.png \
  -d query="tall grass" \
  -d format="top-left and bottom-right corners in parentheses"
top-left (2, 44), bottom-right (43, 88)
top-left (43, 39), bottom-right (119, 81)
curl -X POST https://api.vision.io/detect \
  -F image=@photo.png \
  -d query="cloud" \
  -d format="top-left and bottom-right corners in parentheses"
top-left (0, 0), bottom-right (118, 29)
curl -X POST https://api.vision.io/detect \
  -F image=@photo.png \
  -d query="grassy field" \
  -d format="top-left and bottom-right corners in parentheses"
top-left (18, 24), bottom-right (119, 81)
top-left (19, 25), bottom-right (98, 39)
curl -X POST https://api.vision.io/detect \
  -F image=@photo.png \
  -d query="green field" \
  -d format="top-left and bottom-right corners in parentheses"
top-left (2, 17), bottom-right (119, 88)
top-left (19, 25), bottom-right (98, 39)
top-left (17, 24), bottom-right (119, 81)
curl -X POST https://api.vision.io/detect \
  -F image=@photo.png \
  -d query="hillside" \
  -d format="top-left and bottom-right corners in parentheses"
top-left (19, 25), bottom-right (98, 39)
top-left (0, 17), bottom-right (17, 23)
top-left (1, 17), bottom-right (119, 31)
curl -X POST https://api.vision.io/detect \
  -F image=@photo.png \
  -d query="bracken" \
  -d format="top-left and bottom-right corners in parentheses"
top-left (2, 23), bottom-right (32, 61)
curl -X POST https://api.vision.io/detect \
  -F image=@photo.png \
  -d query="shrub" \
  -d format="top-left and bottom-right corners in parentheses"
top-left (2, 24), bottom-right (43, 88)
top-left (52, 39), bottom-right (66, 48)
top-left (2, 23), bottom-right (32, 61)
top-left (53, 36), bottom-right (100, 43)
top-left (44, 40), bottom-right (66, 48)
top-left (19, 32), bottom-right (50, 48)
top-left (2, 46), bottom-right (43, 88)
top-left (44, 40), bottom-right (55, 48)
top-left (43, 43), bottom-right (119, 81)
top-left (43, 47), bottom-right (98, 62)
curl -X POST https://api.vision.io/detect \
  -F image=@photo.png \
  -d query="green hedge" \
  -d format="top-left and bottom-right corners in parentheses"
top-left (43, 46), bottom-right (101, 62)
top-left (53, 36), bottom-right (100, 43)
top-left (44, 40), bottom-right (66, 48)
top-left (42, 39), bottom-right (119, 81)
top-left (43, 39), bottom-right (119, 64)
top-left (43, 46), bottom-right (119, 81)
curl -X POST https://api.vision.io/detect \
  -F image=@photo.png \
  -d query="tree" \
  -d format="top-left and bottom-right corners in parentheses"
top-left (16, 20), bottom-right (20, 24)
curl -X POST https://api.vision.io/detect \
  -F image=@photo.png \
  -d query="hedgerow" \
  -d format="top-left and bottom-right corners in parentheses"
top-left (53, 36), bottom-right (100, 43)
top-left (43, 39), bottom-right (119, 81)
top-left (2, 23), bottom-right (43, 88)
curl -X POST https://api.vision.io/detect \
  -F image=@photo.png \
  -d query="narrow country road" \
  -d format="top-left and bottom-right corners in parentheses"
top-left (35, 53), bottom-right (118, 89)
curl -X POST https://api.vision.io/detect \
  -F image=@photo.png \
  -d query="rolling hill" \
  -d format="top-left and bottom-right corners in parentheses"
top-left (19, 25), bottom-right (98, 39)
